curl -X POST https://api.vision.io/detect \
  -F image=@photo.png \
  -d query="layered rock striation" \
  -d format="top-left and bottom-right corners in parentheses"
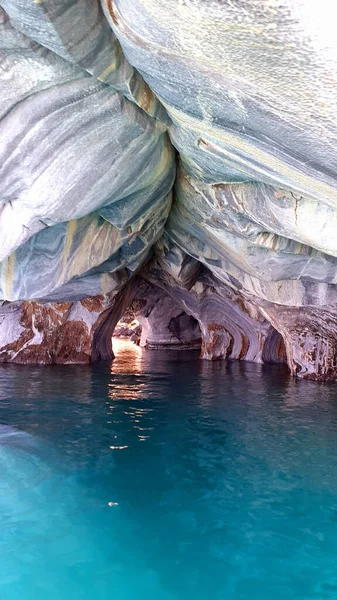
top-left (1, 0), bottom-right (337, 380)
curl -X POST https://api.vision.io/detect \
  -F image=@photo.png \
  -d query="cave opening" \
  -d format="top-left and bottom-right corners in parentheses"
top-left (108, 279), bottom-right (288, 368)
top-left (114, 311), bottom-right (142, 345)
top-left (111, 281), bottom-right (202, 354)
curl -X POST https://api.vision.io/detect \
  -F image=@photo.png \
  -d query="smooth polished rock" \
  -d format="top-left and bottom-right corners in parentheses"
top-left (99, 0), bottom-right (337, 380)
top-left (0, 196), bottom-right (170, 301)
top-left (104, 0), bottom-right (337, 203)
top-left (1, 0), bottom-right (167, 121)
top-left (0, 7), bottom-right (174, 301)
top-left (166, 168), bottom-right (337, 306)
top-left (260, 304), bottom-right (337, 381)
top-left (0, 73), bottom-right (173, 264)
top-left (2, 0), bottom-right (337, 379)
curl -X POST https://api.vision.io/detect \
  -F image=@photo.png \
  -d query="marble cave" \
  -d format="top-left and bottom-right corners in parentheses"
top-left (1, 0), bottom-right (337, 381)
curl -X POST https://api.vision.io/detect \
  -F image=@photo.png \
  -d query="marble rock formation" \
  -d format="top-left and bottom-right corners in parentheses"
top-left (127, 279), bottom-right (201, 349)
top-left (1, 0), bottom-right (337, 380)
top-left (141, 238), bottom-right (287, 364)
top-left (0, 6), bottom-right (174, 301)
top-left (259, 305), bottom-right (337, 382)
top-left (0, 283), bottom-right (135, 364)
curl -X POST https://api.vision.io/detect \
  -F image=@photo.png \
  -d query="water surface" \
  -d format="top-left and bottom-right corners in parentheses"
top-left (1, 340), bottom-right (337, 599)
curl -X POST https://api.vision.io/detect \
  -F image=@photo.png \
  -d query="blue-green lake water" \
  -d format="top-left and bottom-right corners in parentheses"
top-left (1, 339), bottom-right (337, 599)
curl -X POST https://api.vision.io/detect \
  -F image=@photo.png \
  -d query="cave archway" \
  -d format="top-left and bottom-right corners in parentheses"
top-left (111, 280), bottom-right (202, 352)
top-left (262, 328), bottom-right (287, 364)
top-left (90, 277), bottom-right (289, 371)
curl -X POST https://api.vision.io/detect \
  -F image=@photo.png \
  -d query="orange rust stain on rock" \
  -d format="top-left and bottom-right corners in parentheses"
top-left (207, 323), bottom-right (225, 332)
top-left (80, 296), bottom-right (104, 313)
top-left (201, 327), bottom-right (231, 361)
top-left (54, 321), bottom-right (91, 364)
top-left (238, 334), bottom-right (249, 359)
top-left (106, 0), bottom-right (119, 26)
top-left (131, 298), bottom-right (147, 312)
top-left (234, 297), bottom-right (248, 314)
top-left (0, 299), bottom-right (104, 365)
top-left (0, 329), bottom-right (35, 361)
top-left (20, 301), bottom-right (71, 332)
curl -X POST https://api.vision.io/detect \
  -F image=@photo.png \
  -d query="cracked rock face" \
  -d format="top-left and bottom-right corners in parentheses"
top-left (1, 0), bottom-right (337, 380)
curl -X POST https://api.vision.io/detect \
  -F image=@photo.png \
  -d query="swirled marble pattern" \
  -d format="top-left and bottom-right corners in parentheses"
top-left (0, 7), bottom-right (174, 301)
top-left (166, 168), bottom-right (337, 305)
top-left (104, 0), bottom-right (337, 201)
top-left (141, 237), bottom-right (286, 364)
top-left (1, 0), bottom-right (168, 120)
top-left (1, 0), bottom-right (337, 378)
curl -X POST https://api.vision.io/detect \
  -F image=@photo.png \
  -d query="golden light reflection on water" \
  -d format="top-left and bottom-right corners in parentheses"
top-left (108, 338), bottom-right (145, 408)
top-left (111, 338), bottom-right (143, 374)
top-left (108, 338), bottom-right (153, 443)
top-left (108, 339), bottom-right (146, 402)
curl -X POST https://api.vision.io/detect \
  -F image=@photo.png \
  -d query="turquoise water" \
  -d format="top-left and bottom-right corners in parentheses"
top-left (1, 340), bottom-right (337, 599)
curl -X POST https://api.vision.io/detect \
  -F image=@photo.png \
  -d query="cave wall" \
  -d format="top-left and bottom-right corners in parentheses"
top-left (0, 283), bottom-right (136, 364)
top-left (1, 0), bottom-right (337, 379)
